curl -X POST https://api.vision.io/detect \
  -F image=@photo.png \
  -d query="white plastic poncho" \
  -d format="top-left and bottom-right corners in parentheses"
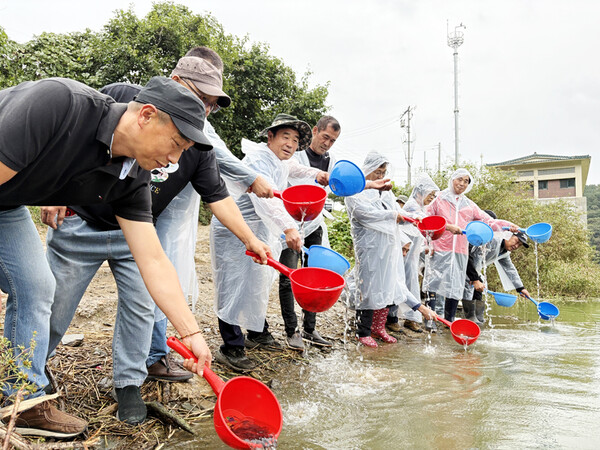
top-left (343, 152), bottom-right (408, 311)
top-left (206, 120), bottom-right (259, 200)
top-left (154, 182), bottom-right (201, 320)
top-left (463, 231), bottom-right (524, 300)
top-left (210, 139), bottom-right (298, 332)
top-left (403, 174), bottom-right (440, 219)
top-left (401, 174), bottom-right (440, 304)
top-left (423, 168), bottom-right (514, 299)
top-left (283, 151), bottom-right (337, 247)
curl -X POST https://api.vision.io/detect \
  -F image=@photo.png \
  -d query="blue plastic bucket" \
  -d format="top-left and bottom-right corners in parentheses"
top-left (305, 245), bottom-right (351, 275)
top-left (538, 301), bottom-right (560, 320)
top-left (487, 289), bottom-right (517, 307)
top-left (329, 160), bottom-right (366, 197)
top-left (463, 221), bottom-right (494, 246)
top-left (526, 222), bottom-right (552, 244)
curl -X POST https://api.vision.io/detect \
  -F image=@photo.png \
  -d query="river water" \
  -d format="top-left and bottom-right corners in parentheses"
top-left (172, 299), bottom-right (600, 449)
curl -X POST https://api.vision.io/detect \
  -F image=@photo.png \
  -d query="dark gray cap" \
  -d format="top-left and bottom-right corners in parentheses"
top-left (135, 76), bottom-right (212, 150)
top-left (514, 230), bottom-right (530, 248)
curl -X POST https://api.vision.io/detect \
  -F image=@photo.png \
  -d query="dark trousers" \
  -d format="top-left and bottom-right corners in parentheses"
top-left (356, 309), bottom-right (375, 337)
top-left (278, 227), bottom-right (322, 337)
top-left (218, 318), bottom-right (269, 350)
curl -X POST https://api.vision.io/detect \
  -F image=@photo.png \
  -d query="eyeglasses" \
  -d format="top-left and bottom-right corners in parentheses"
top-left (180, 78), bottom-right (221, 113)
top-left (373, 169), bottom-right (387, 178)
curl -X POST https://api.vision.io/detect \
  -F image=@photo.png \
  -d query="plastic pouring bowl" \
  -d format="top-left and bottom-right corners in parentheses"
top-left (486, 289), bottom-right (517, 307)
top-left (246, 251), bottom-right (345, 313)
top-left (167, 337), bottom-right (282, 449)
top-left (526, 222), bottom-right (552, 244)
top-left (328, 160), bottom-right (366, 196)
top-left (436, 317), bottom-right (481, 346)
top-left (538, 301), bottom-right (560, 320)
top-left (305, 245), bottom-right (351, 275)
top-left (418, 215), bottom-right (447, 240)
top-left (463, 221), bottom-right (494, 246)
top-left (274, 185), bottom-right (327, 221)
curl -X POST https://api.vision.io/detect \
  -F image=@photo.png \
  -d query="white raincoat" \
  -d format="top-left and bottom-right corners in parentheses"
top-left (343, 152), bottom-right (414, 311)
top-left (423, 168), bottom-right (514, 300)
top-left (210, 139), bottom-right (319, 332)
top-left (463, 231), bottom-right (524, 300)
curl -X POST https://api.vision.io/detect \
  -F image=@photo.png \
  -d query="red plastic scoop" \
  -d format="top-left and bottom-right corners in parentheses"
top-left (436, 317), bottom-right (481, 346)
top-left (246, 250), bottom-right (345, 312)
top-left (401, 215), bottom-right (447, 240)
top-left (167, 337), bottom-right (282, 449)
top-left (273, 185), bottom-right (327, 221)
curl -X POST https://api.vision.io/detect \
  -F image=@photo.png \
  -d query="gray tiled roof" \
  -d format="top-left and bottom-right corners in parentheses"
top-left (487, 152), bottom-right (591, 167)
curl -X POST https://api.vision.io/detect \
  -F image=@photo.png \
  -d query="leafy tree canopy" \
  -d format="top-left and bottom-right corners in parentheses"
top-left (0, 1), bottom-right (329, 156)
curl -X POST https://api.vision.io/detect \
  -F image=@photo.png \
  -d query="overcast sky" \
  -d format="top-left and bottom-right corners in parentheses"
top-left (2, 0), bottom-right (598, 184)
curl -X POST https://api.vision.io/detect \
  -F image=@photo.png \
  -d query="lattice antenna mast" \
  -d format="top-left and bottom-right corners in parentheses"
top-left (447, 22), bottom-right (466, 166)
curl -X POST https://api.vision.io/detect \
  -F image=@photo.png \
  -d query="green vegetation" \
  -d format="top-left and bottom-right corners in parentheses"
top-left (327, 166), bottom-right (600, 299)
top-left (584, 184), bottom-right (600, 263)
top-left (0, 1), bottom-right (328, 159)
top-left (0, 335), bottom-right (38, 404)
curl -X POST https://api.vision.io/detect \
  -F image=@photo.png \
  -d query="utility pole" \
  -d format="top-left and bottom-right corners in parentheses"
top-left (447, 22), bottom-right (465, 166)
top-left (400, 106), bottom-right (415, 185)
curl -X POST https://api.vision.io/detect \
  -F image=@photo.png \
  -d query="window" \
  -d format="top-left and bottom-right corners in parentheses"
top-left (560, 178), bottom-right (575, 189)
top-left (538, 167), bottom-right (575, 176)
top-left (538, 180), bottom-right (548, 190)
top-left (517, 170), bottom-right (534, 177)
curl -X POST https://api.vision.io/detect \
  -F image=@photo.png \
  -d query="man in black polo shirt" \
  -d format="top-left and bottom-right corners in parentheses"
top-left (41, 59), bottom-right (270, 426)
top-left (0, 76), bottom-right (246, 438)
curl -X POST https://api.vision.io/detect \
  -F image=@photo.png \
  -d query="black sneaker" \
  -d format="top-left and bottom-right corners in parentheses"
top-left (115, 385), bottom-right (147, 425)
top-left (245, 332), bottom-right (284, 351)
top-left (302, 330), bottom-right (333, 347)
top-left (285, 332), bottom-right (305, 351)
top-left (215, 348), bottom-right (256, 373)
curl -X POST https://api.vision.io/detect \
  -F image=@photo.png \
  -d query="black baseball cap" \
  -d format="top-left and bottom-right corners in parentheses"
top-left (514, 230), bottom-right (530, 248)
top-left (135, 76), bottom-right (212, 151)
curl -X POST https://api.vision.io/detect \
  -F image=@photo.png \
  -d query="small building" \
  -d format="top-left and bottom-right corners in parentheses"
top-left (487, 153), bottom-right (591, 220)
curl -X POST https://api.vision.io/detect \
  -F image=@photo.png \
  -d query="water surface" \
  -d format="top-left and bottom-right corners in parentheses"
top-left (173, 299), bottom-right (600, 449)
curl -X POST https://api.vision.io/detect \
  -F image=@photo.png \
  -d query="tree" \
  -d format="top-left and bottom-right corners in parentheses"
top-left (0, 2), bottom-right (330, 152)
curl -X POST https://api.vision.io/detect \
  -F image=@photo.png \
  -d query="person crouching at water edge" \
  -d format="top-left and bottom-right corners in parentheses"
top-left (422, 168), bottom-right (520, 323)
top-left (342, 152), bottom-right (436, 348)
top-left (210, 114), bottom-right (329, 372)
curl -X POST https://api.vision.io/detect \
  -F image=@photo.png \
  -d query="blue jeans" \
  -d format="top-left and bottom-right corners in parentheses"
top-left (0, 206), bottom-right (56, 397)
top-left (46, 216), bottom-right (154, 388)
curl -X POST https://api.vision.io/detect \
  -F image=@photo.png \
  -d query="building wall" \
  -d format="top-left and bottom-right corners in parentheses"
top-left (538, 179), bottom-right (576, 198)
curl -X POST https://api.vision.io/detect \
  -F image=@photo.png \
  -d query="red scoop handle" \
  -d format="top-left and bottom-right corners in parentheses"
top-left (245, 250), bottom-right (293, 277)
top-left (402, 215), bottom-right (419, 225)
top-left (435, 316), bottom-right (453, 328)
top-left (273, 190), bottom-right (283, 200)
top-left (166, 337), bottom-right (225, 395)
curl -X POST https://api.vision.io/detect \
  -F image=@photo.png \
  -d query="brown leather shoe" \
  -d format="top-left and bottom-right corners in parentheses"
top-left (385, 322), bottom-right (403, 333)
top-left (404, 320), bottom-right (424, 333)
top-left (146, 354), bottom-right (193, 382)
top-left (13, 400), bottom-right (87, 438)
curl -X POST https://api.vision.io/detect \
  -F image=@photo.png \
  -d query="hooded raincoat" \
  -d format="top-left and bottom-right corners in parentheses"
top-left (396, 174), bottom-right (441, 320)
top-left (463, 231), bottom-right (524, 300)
top-left (423, 168), bottom-right (514, 300)
top-left (343, 152), bottom-right (418, 312)
top-left (210, 139), bottom-right (319, 332)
